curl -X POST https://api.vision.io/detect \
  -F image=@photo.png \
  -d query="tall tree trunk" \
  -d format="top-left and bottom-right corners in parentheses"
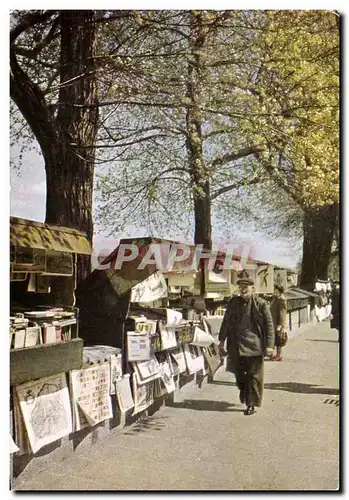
top-left (45, 11), bottom-right (99, 282)
top-left (11, 11), bottom-right (99, 288)
top-left (300, 203), bottom-right (338, 289)
top-left (186, 12), bottom-right (211, 295)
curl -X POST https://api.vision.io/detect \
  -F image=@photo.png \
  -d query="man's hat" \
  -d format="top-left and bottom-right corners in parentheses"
top-left (274, 284), bottom-right (285, 294)
top-left (237, 270), bottom-right (254, 286)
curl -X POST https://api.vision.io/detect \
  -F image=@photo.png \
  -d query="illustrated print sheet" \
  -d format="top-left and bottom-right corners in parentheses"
top-left (133, 352), bottom-right (161, 385)
top-left (256, 264), bottom-right (274, 294)
top-left (15, 373), bottom-right (73, 454)
top-left (170, 346), bottom-right (187, 374)
top-left (132, 373), bottom-right (154, 416)
top-left (183, 343), bottom-right (205, 374)
top-left (158, 320), bottom-right (178, 350)
top-left (110, 355), bottom-right (123, 395)
top-left (159, 356), bottom-right (176, 394)
top-left (70, 363), bottom-right (113, 430)
top-left (274, 269), bottom-right (288, 291)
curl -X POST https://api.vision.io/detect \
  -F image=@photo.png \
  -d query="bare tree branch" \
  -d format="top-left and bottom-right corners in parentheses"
top-left (210, 145), bottom-right (265, 169)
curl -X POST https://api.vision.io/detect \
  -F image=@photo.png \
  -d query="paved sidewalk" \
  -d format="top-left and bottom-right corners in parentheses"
top-left (12, 321), bottom-right (339, 491)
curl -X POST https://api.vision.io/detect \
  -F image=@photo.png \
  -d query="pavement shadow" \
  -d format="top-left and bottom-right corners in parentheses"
top-left (208, 380), bottom-right (235, 386)
top-left (123, 415), bottom-right (169, 435)
top-left (264, 382), bottom-right (339, 396)
top-left (306, 339), bottom-right (338, 343)
top-left (166, 399), bottom-right (243, 412)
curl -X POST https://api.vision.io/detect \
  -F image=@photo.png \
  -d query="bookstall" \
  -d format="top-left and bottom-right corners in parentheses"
top-left (10, 217), bottom-right (92, 472)
top-left (11, 231), bottom-right (307, 481)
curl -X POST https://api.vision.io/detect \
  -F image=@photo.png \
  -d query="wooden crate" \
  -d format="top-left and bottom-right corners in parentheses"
top-left (10, 338), bottom-right (83, 386)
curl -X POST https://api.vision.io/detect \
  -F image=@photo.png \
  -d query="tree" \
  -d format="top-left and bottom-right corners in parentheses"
top-left (11, 10), bottom-right (339, 290)
top-left (11, 10), bottom-right (99, 281)
top-left (251, 10), bottom-right (339, 286)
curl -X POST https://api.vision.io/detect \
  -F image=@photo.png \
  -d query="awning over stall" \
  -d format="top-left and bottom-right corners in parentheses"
top-left (10, 217), bottom-right (92, 255)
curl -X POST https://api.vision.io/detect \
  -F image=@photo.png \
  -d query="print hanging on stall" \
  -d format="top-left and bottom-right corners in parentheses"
top-left (115, 374), bottom-right (135, 413)
top-left (255, 264), bottom-right (274, 294)
top-left (15, 373), bottom-right (73, 454)
top-left (274, 269), bottom-right (288, 291)
top-left (70, 363), bottom-right (113, 430)
top-left (109, 355), bottom-right (123, 395)
top-left (132, 373), bottom-right (154, 415)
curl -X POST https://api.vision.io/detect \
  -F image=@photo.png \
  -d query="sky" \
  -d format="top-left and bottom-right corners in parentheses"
top-left (8, 4), bottom-right (343, 273)
top-left (10, 146), bottom-right (303, 270)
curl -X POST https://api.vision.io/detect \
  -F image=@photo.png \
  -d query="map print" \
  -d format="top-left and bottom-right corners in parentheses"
top-left (15, 373), bottom-right (73, 454)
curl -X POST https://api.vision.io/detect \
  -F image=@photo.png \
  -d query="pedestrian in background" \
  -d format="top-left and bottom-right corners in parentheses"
top-left (330, 283), bottom-right (340, 341)
top-left (218, 271), bottom-right (275, 416)
top-left (270, 284), bottom-right (288, 361)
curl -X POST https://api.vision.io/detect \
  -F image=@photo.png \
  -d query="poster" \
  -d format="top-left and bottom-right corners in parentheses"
top-left (191, 326), bottom-right (215, 347)
top-left (159, 324), bottom-right (178, 350)
top-left (170, 346), bottom-right (187, 374)
top-left (166, 308), bottom-right (183, 326)
top-left (182, 344), bottom-right (205, 374)
top-left (110, 356), bottom-right (123, 395)
top-left (15, 373), bottom-right (73, 454)
top-left (274, 269), bottom-right (288, 291)
top-left (131, 271), bottom-right (168, 303)
top-left (255, 264), bottom-right (274, 294)
top-left (133, 352), bottom-right (161, 384)
top-left (70, 363), bottom-right (113, 430)
top-left (115, 374), bottom-right (134, 413)
top-left (132, 373), bottom-right (154, 415)
top-left (127, 332), bottom-right (151, 361)
top-left (159, 357), bottom-right (176, 394)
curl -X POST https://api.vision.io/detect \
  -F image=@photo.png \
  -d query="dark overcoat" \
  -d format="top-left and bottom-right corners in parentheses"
top-left (218, 295), bottom-right (275, 373)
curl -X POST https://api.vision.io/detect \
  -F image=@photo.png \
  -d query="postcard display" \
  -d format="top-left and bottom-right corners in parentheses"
top-left (11, 308), bottom-right (220, 455)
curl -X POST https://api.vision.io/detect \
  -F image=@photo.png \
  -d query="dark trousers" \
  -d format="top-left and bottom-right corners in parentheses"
top-left (235, 355), bottom-right (264, 407)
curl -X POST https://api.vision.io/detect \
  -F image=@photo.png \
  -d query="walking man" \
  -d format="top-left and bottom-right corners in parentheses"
top-left (218, 272), bottom-right (275, 416)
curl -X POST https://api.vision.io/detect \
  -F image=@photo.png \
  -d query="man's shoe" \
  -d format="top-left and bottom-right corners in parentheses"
top-left (239, 390), bottom-right (245, 404)
top-left (244, 406), bottom-right (255, 416)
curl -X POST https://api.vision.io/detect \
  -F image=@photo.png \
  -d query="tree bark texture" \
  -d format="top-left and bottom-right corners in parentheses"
top-left (10, 10), bottom-right (99, 284)
top-left (186, 13), bottom-right (211, 295)
top-left (300, 203), bottom-right (339, 288)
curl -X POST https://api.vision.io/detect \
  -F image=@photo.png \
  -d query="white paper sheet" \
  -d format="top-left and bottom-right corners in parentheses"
top-left (131, 271), bottom-right (168, 303)
top-left (166, 308), bottom-right (183, 326)
top-left (191, 326), bottom-right (215, 347)
top-left (24, 326), bottom-right (40, 347)
top-left (10, 434), bottom-right (19, 454)
top-left (15, 373), bottom-right (73, 454)
top-left (159, 325), bottom-right (178, 350)
top-left (115, 374), bottom-right (134, 413)
top-left (170, 346), bottom-right (187, 373)
top-left (203, 316), bottom-right (224, 337)
top-left (14, 329), bottom-right (26, 349)
top-left (70, 363), bottom-right (113, 430)
top-left (127, 332), bottom-right (151, 361)
top-left (159, 359), bottom-right (176, 394)
top-left (110, 356), bottom-right (123, 395)
top-left (133, 352), bottom-right (161, 385)
top-left (183, 344), bottom-right (205, 374)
